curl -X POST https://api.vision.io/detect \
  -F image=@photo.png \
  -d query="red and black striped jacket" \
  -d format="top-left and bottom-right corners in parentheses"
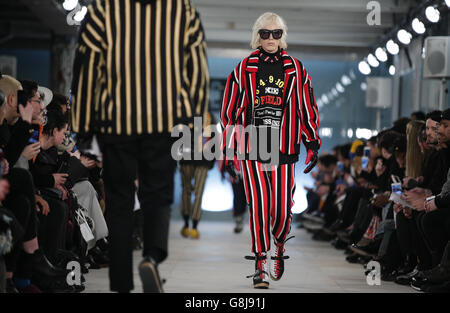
top-left (220, 49), bottom-right (321, 159)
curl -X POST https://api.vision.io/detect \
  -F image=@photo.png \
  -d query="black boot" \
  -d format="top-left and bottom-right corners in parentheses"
top-left (6, 278), bottom-right (19, 293)
top-left (423, 242), bottom-right (450, 284)
top-left (32, 249), bottom-right (67, 277)
top-left (397, 254), bottom-right (418, 276)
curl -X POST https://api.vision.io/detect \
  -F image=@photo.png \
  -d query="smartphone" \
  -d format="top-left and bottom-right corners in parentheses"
top-left (391, 183), bottom-right (402, 195)
top-left (28, 130), bottom-right (40, 144)
top-left (363, 146), bottom-right (370, 158)
top-left (362, 156), bottom-right (369, 169)
top-left (17, 90), bottom-right (29, 112)
top-left (337, 161), bottom-right (344, 172)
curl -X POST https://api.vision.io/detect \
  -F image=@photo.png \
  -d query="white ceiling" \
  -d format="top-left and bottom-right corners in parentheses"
top-left (193, 0), bottom-right (417, 60)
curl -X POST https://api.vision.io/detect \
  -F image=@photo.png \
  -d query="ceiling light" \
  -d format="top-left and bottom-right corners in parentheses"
top-left (397, 29), bottom-right (412, 45)
top-left (74, 6), bottom-right (88, 22)
top-left (358, 60), bottom-right (371, 75)
top-left (411, 18), bottom-right (426, 34)
top-left (386, 39), bottom-right (400, 55)
top-left (367, 53), bottom-right (380, 67)
top-left (425, 6), bottom-right (440, 23)
top-left (375, 47), bottom-right (388, 62)
top-left (389, 65), bottom-right (396, 75)
top-left (62, 0), bottom-right (78, 11)
top-left (341, 75), bottom-right (351, 86)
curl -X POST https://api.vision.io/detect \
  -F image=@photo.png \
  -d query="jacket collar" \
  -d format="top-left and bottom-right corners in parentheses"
top-left (245, 49), bottom-right (296, 75)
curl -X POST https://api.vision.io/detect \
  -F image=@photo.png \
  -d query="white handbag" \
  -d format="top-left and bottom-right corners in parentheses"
top-left (75, 207), bottom-right (95, 243)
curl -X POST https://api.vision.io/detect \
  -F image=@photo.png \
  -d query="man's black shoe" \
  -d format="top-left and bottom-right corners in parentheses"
top-left (312, 230), bottom-right (335, 242)
top-left (422, 280), bottom-right (450, 293)
top-left (381, 269), bottom-right (398, 282)
top-left (6, 278), bottom-right (19, 293)
top-left (397, 255), bottom-right (418, 276)
top-left (32, 274), bottom-right (76, 293)
top-left (349, 241), bottom-right (379, 258)
top-left (85, 254), bottom-right (101, 269)
top-left (32, 249), bottom-right (67, 277)
top-left (89, 247), bottom-right (110, 267)
top-left (336, 230), bottom-right (351, 244)
top-left (357, 255), bottom-right (372, 265)
top-left (346, 253), bottom-right (360, 264)
top-left (422, 264), bottom-right (450, 284)
top-left (331, 237), bottom-right (347, 250)
top-left (139, 257), bottom-right (164, 293)
top-left (395, 266), bottom-right (419, 285)
top-left (410, 272), bottom-right (429, 291)
top-left (328, 219), bottom-right (345, 233)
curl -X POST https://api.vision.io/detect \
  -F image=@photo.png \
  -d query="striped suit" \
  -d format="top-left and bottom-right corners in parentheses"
top-left (71, 0), bottom-right (209, 136)
top-left (220, 49), bottom-right (320, 253)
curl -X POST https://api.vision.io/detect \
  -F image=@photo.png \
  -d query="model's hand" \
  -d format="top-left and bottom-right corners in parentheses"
top-left (304, 149), bottom-right (318, 174)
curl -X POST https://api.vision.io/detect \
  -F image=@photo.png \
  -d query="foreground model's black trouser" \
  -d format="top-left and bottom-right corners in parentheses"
top-left (98, 134), bottom-right (176, 292)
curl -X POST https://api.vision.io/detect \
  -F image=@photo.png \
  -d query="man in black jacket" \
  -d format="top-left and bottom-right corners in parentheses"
top-left (71, 0), bottom-right (210, 293)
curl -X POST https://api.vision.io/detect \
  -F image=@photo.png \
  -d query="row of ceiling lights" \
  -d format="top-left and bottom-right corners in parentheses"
top-left (359, 0), bottom-right (449, 75)
top-left (317, 0), bottom-right (450, 110)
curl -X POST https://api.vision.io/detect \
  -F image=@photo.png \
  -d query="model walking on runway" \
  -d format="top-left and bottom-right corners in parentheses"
top-left (220, 12), bottom-right (321, 289)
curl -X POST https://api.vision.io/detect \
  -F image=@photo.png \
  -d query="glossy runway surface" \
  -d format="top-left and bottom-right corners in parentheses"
top-left (83, 220), bottom-right (417, 293)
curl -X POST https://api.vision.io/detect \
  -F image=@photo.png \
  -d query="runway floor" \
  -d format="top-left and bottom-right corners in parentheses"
top-left (84, 220), bottom-right (417, 293)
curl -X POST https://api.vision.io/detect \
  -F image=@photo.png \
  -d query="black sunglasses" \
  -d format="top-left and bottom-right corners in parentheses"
top-left (258, 29), bottom-right (283, 40)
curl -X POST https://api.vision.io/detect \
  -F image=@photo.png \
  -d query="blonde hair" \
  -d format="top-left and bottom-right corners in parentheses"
top-left (0, 74), bottom-right (21, 98)
top-left (251, 12), bottom-right (288, 50)
top-left (406, 120), bottom-right (425, 178)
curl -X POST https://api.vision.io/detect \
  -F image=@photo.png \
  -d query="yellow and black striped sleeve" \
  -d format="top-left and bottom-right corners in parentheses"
top-left (182, 5), bottom-right (210, 128)
top-left (71, 0), bottom-right (107, 134)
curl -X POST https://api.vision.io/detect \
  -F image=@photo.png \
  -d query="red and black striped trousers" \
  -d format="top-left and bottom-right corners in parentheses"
top-left (240, 160), bottom-right (296, 253)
